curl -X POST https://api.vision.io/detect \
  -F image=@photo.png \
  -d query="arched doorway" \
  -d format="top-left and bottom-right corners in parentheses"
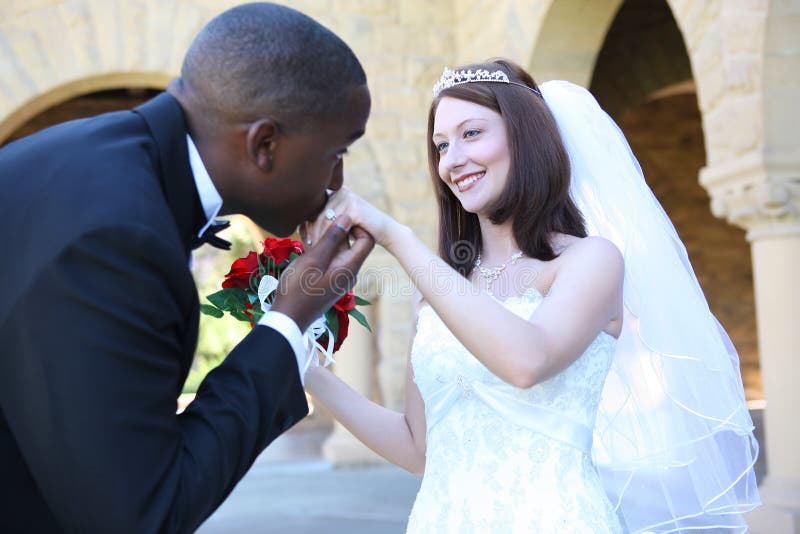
top-left (1, 87), bottom-right (161, 146)
top-left (589, 0), bottom-right (761, 403)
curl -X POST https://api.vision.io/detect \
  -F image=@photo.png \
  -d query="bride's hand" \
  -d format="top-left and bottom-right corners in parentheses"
top-left (307, 187), bottom-right (403, 249)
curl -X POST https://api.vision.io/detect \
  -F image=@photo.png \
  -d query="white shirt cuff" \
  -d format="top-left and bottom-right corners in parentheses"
top-left (257, 311), bottom-right (312, 385)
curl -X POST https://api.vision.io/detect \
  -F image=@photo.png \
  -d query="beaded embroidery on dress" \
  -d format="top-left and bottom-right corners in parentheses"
top-left (407, 288), bottom-right (623, 533)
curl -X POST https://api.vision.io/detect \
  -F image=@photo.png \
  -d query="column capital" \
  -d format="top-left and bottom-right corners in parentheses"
top-left (700, 152), bottom-right (800, 241)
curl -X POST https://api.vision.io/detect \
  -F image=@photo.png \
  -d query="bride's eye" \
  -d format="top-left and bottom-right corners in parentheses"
top-left (464, 129), bottom-right (481, 139)
top-left (436, 141), bottom-right (449, 153)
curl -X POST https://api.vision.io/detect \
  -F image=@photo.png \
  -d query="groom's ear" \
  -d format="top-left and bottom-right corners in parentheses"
top-left (245, 118), bottom-right (278, 172)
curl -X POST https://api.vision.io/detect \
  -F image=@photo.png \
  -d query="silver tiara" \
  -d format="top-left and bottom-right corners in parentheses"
top-left (432, 67), bottom-right (541, 98)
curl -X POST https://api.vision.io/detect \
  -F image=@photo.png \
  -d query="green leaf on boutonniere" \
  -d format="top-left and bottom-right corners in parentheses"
top-left (347, 308), bottom-right (372, 332)
top-left (207, 287), bottom-right (248, 312)
top-left (325, 308), bottom-right (339, 341)
top-left (200, 304), bottom-right (224, 318)
top-left (354, 296), bottom-right (371, 306)
top-left (231, 309), bottom-right (254, 323)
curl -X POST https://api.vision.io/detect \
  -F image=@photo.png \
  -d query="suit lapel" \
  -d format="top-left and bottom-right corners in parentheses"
top-left (133, 93), bottom-right (206, 260)
top-left (134, 93), bottom-right (203, 386)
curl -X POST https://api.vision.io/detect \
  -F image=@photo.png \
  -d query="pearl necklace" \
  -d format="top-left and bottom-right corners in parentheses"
top-left (473, 250), bottom-right (524, 296)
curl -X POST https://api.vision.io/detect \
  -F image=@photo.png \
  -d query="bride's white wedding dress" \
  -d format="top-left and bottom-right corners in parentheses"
top-left (407, 287), bottom-right (623, 533)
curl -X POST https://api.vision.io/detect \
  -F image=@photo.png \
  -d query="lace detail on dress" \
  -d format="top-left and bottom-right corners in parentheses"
top-left (407, 288), bottom-right (623, 533)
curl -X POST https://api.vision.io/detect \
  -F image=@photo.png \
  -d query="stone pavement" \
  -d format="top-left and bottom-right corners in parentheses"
top-left (197, 410), bottom-right (766, 533)
top-left (196, 429), bottom-right (421, 534)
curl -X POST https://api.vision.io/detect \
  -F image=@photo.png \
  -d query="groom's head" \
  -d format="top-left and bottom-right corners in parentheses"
top-left (169, 2), bottom-right (371, 236)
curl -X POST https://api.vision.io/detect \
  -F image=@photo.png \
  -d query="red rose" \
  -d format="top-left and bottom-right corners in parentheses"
top-left (333, 311), bottom-right (349, 352)
top-left (222, 251), bottom-right (259, 289)
top-left (333, 291), bottom-right (356, 312)
top-left (261, 237), bottom-right (304, 266)
top-left (325, 291), bottom-right (357, 351)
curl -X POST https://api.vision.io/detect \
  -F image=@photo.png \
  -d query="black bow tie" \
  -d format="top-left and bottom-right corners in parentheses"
top-left (192, 219), bottom-right (232, 250)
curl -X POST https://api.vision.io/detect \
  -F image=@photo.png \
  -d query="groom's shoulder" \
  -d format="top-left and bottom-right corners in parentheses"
top-left (2, 108), bottom-right (167, 219)
top-left (0, 108), bottom-right (176, 276)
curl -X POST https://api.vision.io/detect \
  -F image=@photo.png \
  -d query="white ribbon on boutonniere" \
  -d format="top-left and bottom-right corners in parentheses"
top-left (257, 276), bottom-right (336, 369)
top-left (257, 275), bottom-right (280, 307)
top-left (306, 316), bottom-right (336, 367)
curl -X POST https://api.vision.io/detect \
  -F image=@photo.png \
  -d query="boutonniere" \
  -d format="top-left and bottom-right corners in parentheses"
top-left (201, 237), bottom-right (371, 365)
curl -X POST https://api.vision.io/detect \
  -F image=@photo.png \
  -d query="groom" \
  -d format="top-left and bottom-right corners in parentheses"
top-left (0, 3), bottom-right (372, 533)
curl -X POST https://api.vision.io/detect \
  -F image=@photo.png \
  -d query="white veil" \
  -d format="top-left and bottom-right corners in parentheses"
top-left (539, 81), bottom-right (761, 532)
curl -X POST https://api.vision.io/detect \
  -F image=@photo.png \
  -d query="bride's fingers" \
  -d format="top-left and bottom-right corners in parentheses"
top-left (299, 221), bottom-right (311, 246)
top-left (311, 196), bottom-right (351, 240)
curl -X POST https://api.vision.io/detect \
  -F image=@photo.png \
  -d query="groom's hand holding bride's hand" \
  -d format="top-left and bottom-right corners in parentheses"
top-left (271, 214), bottom-right (374, 332)
top-left (307, 187), bottom-right (408, 252)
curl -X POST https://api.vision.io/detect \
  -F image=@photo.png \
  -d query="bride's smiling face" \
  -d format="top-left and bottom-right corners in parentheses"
top-left (432, 97), bottom-right (511, 215)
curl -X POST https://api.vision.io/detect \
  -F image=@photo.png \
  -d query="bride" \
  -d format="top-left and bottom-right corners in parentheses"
top-left (303, 58), bottom-right (760, 532)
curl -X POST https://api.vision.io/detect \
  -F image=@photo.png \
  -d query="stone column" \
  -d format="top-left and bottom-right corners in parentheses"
top-left (704, 161), bottom-right (800, 532)
top-left (321, 303), bottom-right (385, 465)
top-left (748, 226), bottom-right (800, 532)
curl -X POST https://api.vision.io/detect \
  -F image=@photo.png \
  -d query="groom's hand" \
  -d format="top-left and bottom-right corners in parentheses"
top-left (271, 215), bottom-right (374, 332)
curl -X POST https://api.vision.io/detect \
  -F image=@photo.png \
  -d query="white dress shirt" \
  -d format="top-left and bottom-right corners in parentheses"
top-left (186, 134), bottom-right (311, 383)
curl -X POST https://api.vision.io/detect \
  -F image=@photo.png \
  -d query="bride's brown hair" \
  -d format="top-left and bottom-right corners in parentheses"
top-left (427, 58), bottom-right (587, 276)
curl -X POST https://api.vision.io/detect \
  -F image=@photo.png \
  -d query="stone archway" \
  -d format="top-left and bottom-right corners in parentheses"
top-left (589, 0), bottom-right (761, 401)
top-left (0, 76), bottom-right (167, 144)
top-left (0, 0), bottom-right (220, 141)
top-left (530, 0), bottom-right (763, 402)
top-left (530, 0), bottom-right (622, 86)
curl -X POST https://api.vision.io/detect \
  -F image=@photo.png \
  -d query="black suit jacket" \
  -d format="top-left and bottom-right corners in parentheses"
top-left (0, 93), bottom-right (308, 533)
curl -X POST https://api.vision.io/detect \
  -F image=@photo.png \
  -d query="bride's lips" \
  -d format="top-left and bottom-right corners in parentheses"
top-left (453, 171), bottom-right (485, 193)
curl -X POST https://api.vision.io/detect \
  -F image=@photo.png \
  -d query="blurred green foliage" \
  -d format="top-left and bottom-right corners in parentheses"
top-left (183, 216), bottom-right (266, 394)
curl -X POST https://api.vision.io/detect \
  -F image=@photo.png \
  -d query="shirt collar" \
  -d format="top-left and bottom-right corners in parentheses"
top-left (186, 134), bottom-right (223, 238)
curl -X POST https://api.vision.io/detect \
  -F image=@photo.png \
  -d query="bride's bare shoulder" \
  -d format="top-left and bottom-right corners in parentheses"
top-left (555, 236), bottom-right (624, 288)
top-left (555, 234), bottom-right (621, 260)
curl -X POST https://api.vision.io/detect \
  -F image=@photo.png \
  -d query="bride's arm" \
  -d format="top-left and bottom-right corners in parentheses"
top-left (312, 189), bottom-right (623, 389)
top-left (303, 307), bottom-right (427, 476)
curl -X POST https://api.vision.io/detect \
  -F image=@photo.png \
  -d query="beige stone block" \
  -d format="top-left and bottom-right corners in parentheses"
top-left (401, 119), bottom-right (429, 147)
top-left (768, 0), bottom-right (800, 16)
top-left (406, 59), bottom-right (448, 90)
top-left (528, 0), bottom-right (621, 87)
top-left (332, 0), bottom-right (394, 16)
top-left (374, 140), bottom-right (425, 175)
top-left (725, 56), bottom-right (761, 94)
top-left (763, 54), bottom-right (800, 91)
top-left (722, 12), bottom-right (767, 56)
top-left (381, 169), bottom-right (433, 203)
top-left (763, 88), bottom-right (800, 152)
top-left (389, 198), bottom-right (438, 225)
top-left (696, 61), bottom-right (725, 113)
top-left (704, 96), bottom-right (762, 162)
top-left (367, 23), bottom-right (410, 57)
top-left (363, 56), bottom-right (405, 85)
top-left (373, 88), bottom-right (429, 115)
top-left (725, 0), bottom-right (769, 10)
top-left (398, 0), bottom-right (449, 27)
top-left (283, 0), bottom-right (333, 18)
top-left (691, 22), bottom-right (724, 74)
top-left (765, 13), bottom-right (800, 53)
top-left (681, 0), bottom-right (722, 51)
top-left (0, 57), bottom-right (37, 115)
top-left (366, 114), bottom-right (403, 140)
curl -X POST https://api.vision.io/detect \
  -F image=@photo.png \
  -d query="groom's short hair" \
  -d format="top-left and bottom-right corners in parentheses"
top-left (181, 2), bottom-right (366, 131)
